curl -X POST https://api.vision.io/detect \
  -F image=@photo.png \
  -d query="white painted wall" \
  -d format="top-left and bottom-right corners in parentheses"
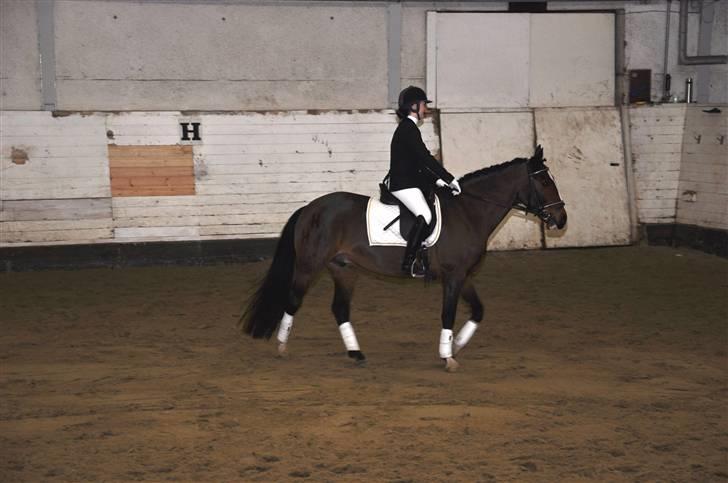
top-left (0, 110), bottom-right (441, 246)
top-left (0, 112), bottom-right (112, 243)
top-left (535, 108), bottom-right (631, 248)
top-left (676, 105), bottom-right (728, 229)
top-left (628, 103), bottom-right (727, 232)
top-left (629, 104), bottom-right (686, 225)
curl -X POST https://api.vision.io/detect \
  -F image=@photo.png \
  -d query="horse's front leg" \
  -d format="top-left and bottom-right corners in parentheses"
top-left (440, 275), bottom-right (464, 372)
top-left (453, 279), bottom-right (483, 355)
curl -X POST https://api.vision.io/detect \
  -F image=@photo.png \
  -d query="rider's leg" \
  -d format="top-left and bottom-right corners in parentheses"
top-left (402, 215), bottom-right (428, 273)
top-left (391, 188), bottom-right (432, 225)
top-left (391, 188), bottom-right (432, 274)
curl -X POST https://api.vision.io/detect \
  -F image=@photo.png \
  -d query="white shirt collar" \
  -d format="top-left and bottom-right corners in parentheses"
top-left (407, 115), bottom-right (420, 126)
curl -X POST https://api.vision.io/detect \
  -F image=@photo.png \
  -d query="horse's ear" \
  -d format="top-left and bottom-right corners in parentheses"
top-left (533, 144), bottom-right (547, 165)
top-left (534, 144), bottom-right (543, 160)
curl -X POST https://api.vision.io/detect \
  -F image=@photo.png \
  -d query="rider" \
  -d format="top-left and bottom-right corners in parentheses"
top-left (389, 86), bottom-right (461, 275)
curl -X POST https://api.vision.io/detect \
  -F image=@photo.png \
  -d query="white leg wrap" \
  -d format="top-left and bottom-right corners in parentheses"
top-left (454, 320), bottom-right (479, 354)
top-left (338, 322), bottom-right (360, 351)
top-left (439, 329), bottom-right (453, 359)
top-left (276, 312), bottom-right (294, 344)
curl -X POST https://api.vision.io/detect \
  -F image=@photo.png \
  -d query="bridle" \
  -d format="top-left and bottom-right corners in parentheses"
top-left (459, 164), bottom-right (565, 225)
top-left (524, 167), bottom-right (566, 226)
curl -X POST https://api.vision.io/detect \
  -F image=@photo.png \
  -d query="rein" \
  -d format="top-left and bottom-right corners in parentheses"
top-left (459, 166), bottom-right (565, 223)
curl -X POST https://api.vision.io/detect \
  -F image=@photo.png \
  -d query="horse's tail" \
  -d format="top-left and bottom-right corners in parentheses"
top-left (240, 207), bottom-right (303, 339)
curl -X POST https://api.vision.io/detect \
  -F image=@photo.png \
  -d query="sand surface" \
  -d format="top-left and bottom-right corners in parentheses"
top-left (1, 246), bottom-right (726, 482)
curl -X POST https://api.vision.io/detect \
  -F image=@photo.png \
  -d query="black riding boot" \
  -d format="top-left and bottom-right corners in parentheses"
top-left (402, 215), bottom-right (428, 276)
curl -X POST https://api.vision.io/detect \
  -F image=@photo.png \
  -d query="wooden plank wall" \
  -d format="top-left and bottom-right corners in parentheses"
top-left (108, 111), bottom-right (438, 242)
top-left (1, 110), bottom-right (440, 246)
top-left (629, 105), bottom-right (686, 225)
top-left (109, 145), bottom-right (195, 197)
top-left (0, 112), bottom-right (113, 244)
top-left (676, 106), bottom-right (728, 230)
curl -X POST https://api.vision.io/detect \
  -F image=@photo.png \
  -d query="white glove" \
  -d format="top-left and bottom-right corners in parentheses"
top-left (435, 179), bottom-right (448, 188)
top-left (449, 179), bottom-right (462, 195)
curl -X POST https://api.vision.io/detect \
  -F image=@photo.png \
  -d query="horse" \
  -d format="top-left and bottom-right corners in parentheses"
top-left (240, 145), bottom-right (566, 372)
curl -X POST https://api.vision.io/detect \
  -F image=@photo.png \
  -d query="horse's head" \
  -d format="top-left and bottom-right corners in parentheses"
top-left (520, 145), bottom-right (567, 230)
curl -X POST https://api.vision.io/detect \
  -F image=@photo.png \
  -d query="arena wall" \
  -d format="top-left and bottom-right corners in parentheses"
top-left (1, 0), bottom-right (726, 267)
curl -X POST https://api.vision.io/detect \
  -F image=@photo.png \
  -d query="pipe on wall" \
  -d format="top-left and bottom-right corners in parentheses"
top-left (678, 0), bottom-right (727, 65)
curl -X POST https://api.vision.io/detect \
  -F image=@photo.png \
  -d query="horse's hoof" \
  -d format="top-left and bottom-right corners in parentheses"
top-left (348, 350), bottom-right (367, 367)
top-left (277, 343), bottom-right (289, 358)
top-left (445, 357), bottom-right (459, 372)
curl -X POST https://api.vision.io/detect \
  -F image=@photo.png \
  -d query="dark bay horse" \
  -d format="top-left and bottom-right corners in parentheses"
top-left (241, 145), bottom-right (566, 371)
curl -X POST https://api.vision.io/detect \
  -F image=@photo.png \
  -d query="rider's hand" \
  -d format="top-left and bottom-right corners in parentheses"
top-left (449, 179), bottom-right (462, 196)
top-left (435, 179), bottom-right (448, 188)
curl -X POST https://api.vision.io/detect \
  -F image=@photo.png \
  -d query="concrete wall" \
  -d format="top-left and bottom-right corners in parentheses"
top-left (3, 1), bottom-right (725, 110)
top-left (552, 0), bottom-right (727, 104)
top-left (0, 1), bottom-right (42, 110)
top-left (53, 1), bottom-right (387, 110)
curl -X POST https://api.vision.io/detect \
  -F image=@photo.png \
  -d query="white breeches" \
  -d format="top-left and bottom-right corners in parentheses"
top-left (391, 188), bottom-right (432, 225)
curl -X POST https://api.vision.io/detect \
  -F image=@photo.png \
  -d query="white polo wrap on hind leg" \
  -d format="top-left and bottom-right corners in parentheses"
top-left (454, 320), bottom-right (479, 354)
top-left (439, 329), bottom-right (453, 359)
top-left (338, 322), bottom-right (360, 351)
top-left (277, 312), bottom-right (294, 344)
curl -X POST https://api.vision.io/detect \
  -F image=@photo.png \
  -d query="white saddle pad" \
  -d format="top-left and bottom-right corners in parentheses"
top-left (366, 195), bottom-right (442, 247)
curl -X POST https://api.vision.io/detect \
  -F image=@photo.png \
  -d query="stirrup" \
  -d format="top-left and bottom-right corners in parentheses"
top-left (409, 249), bottom-right (428, 278)
top-left (410, 260), bottom-right (426, 278)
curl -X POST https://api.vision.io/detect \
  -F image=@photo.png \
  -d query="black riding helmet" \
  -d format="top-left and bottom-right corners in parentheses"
top-left (397, 86), bottom-right (432, 119)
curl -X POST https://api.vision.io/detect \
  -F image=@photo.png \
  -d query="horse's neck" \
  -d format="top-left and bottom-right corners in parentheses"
top-left (463, 166), bottom-right (526, 240)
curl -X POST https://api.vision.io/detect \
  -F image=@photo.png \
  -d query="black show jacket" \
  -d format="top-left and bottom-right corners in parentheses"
top-left (389, 117), bottom-right (455, 192)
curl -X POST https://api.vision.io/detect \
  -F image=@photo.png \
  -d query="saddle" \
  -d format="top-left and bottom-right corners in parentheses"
top-left (379, 176), bottom-right (437, 240)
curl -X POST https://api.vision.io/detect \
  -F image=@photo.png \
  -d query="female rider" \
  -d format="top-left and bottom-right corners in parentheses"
top-left (389, 86), bottom-right (461, 276)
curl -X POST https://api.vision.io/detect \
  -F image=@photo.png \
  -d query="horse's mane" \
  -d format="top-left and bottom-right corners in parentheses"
top-left (458, 157), bottom-right (528, 184)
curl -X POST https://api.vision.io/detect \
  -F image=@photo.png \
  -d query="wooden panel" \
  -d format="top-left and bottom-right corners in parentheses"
top-left (440, 111), bottom-right (542, 250)
top-left (677, 106), bottom-right (728, 230)
top-left (0, 199), bottom-right (111, 222)
top-left (1, 111), bottom-right (440, 245)
top-left (109, 145), bottom-right (195, 197)
top-left (629, 105), bottom-right (687, 224)
top-left (536, 108), bottom-right (631, 248)
top-left (102, 110), bottom-right (434, 242)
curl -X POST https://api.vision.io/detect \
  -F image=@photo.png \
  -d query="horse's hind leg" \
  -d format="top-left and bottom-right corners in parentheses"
top-left (328, 262), bottom-right (366, 365)
top-left (453, 279), bottom-right (483, 355)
